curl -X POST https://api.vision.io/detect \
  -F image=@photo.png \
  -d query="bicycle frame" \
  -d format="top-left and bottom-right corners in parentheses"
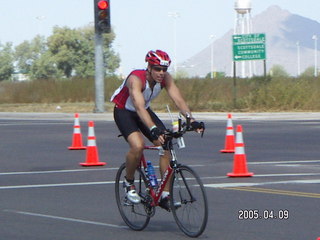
top-left (139, 145), bottom-right (174, 207)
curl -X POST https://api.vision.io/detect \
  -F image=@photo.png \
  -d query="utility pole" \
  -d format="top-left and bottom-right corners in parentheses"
top-left (210, 35), bottom-right (214, 79)
top-left (312, 35), bottom-right (318, 77)
top-left (168, 11), bottom-right (180, 76)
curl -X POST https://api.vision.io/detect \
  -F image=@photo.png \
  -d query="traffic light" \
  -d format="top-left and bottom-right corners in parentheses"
top-left (94, 0), bottom-right (111, 34)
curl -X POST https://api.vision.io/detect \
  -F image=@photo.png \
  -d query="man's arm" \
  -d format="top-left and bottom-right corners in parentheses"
top-left (165, 74), bottom-right (204, 133)
top-left (164, 73), bottom-right (193, 119)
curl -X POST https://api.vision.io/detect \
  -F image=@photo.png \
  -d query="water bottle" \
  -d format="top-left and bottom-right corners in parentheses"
top-left (147, 161), bottom-right (158, 188)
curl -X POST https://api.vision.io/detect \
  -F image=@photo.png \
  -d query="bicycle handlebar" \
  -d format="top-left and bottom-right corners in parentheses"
top-left (164, 117), bottom-right (205, 139)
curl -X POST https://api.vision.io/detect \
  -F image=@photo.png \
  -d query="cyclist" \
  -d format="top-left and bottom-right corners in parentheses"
top-left (110, 50), bottom-right (204, 211)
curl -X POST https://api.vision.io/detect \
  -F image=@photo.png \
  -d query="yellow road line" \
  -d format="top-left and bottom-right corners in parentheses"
top-left (222, 186), bottom-right (320, 199)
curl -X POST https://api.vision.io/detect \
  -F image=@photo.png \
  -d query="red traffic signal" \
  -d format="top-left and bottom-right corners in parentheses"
top-left (94, 0), bottom-right (111, 34)
top-left (97, 1), bottom-right (108, 10)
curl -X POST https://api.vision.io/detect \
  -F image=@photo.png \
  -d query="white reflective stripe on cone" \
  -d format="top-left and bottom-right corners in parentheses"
top-left (236, 133), bottom-right (243, 144)
top-left (226, 128), bottom-right (234, 135)
top-left (75, 118), bottom-right (80, 126)
top-left (235, 145), bottom-right (245, 154)
top-left (88, 127), bottom-right (95, 137)
top-left (74, 126), bottom-right (81, 134)
top-left (87, 139), bottom-right (96, 147)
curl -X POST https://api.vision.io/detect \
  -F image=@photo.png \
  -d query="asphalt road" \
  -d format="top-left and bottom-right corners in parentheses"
top-left (0, 113), bottom-right (319, 240)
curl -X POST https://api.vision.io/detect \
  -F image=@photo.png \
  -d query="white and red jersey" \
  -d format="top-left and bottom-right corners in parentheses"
top-left (110, 69), bottom-right (166, 111)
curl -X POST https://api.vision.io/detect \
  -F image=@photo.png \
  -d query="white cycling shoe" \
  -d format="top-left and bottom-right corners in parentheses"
top-left (124, 179), bottom-right (141, 204)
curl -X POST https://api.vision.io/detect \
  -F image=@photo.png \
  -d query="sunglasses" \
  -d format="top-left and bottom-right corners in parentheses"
top-left (152, 66), bottom-right (168, 72)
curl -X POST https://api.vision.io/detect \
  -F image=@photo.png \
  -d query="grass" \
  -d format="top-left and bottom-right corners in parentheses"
top-left (0, 76), bottom-right (320, 112)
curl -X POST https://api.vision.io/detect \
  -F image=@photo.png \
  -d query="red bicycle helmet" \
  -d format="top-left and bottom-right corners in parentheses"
top-left (145, 50), bottom-right (171, 67)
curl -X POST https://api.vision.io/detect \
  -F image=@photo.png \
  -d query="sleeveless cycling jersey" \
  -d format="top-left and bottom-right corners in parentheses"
top-left (110, 69), bottom-right (166, 111)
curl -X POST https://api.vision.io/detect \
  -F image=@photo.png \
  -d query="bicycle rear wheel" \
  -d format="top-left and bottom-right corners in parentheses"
top-left (115, 163), bottom-right (151, 231)
top-left (170, 165), bottom-right (208, 237)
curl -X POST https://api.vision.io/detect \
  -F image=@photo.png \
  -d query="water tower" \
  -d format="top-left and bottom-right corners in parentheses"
top-left (234, 0), bottom-right (253, 77)
top-left (235, 0), bottom-right (251, 15)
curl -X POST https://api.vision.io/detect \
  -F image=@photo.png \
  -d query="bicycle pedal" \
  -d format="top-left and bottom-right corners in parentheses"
top-left (145, 206), bottom-right (156, 217)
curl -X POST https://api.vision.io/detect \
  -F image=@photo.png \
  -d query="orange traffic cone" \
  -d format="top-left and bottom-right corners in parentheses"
top-left (80, 121), bottom-right (106, 167)
top-left (68, 113), bottom-right (86, 150)
top-left (220, 113), bottom-right (235, 153)
top-left (227, 125), bottom-right (253, 177)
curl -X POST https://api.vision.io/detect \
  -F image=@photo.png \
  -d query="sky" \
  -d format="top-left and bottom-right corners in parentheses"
top-left (1, 0), bottom-right (320, 76)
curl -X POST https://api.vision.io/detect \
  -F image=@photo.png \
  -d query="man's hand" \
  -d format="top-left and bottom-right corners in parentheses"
top-left (150, 126), bottom-right (165, 144)
top-left (191, 121), bottom-right (205, 134)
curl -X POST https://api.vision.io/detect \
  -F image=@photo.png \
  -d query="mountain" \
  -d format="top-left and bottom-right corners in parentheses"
top-left (182, 5), bottom-right (320, 77)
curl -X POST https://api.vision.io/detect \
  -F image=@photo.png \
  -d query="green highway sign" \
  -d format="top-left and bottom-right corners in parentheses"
top-left (232, 33), bottom-right (266, 61)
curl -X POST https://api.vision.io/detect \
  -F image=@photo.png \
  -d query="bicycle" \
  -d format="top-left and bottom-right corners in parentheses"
top-left (115, 116), bottom-right (208, 237)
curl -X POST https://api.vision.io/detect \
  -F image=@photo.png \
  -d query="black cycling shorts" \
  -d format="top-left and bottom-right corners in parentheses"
top-left (113, 107), bottom-right (166, 142)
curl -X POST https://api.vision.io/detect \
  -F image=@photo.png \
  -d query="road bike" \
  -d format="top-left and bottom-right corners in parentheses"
top-left (115, 117), bottom-right (208, 237)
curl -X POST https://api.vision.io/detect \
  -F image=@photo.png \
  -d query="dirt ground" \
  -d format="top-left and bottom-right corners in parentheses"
top-left (0, 103), bottom-right (114, 113)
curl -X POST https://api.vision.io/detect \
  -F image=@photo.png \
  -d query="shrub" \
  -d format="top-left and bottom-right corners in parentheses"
top-left (1, 76), bottom-right (320, 112)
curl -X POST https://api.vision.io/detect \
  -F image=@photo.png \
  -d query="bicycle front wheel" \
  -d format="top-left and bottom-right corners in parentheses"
top-left (170, 165), bottom-right (208, 237)
top-left (115, 163), bottom-right (150, 231)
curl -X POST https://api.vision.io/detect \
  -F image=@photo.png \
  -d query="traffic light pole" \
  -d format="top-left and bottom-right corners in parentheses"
top-left (94, 32), bottom-right (105, 113)
top-left (93, 0), bottom-right (111, 113)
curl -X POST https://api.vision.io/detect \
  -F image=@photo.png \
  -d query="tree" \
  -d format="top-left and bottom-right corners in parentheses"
top-left (14, 36), bottom-right (47, 74)
top-left (12, 25), bottom-right (120, 80)
top-left (268, 64), bottom-right (289, 77)
top-left (300, 66), bottom-right (316, 77)
top-left (30, 51), bottom-right (63, 79)
top-left (174, 69), bottom-right (189, 79)
top-left (46, 25), bottom-right (120, 78)
top-left (46, 26), bottom-right (83, 78)
top-left (205, 71), bottom-right (226, 78)
top-left (0, 42), bottom-right (14, 81)
top-left (73, 26), bottom-right (95, 77)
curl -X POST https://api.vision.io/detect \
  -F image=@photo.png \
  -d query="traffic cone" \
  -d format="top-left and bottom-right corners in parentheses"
top-left (220, 113), bottom-right (235, 153)
top-left (80, 121), bottom-right (106, 167)
top-left (227, 125), bottom-right (253, 177)
top-left (68, 113), bottom-right (86, 150)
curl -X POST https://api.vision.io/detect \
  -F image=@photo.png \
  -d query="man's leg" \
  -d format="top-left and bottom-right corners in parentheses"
top-left (159, 150), bottom-right (171, 191)
top-left (158, 150), bottom-right (174, 211)
top-left (123, 131), bottom-right (145, 204)
top-left (125, 131), bottom-right (145, 181)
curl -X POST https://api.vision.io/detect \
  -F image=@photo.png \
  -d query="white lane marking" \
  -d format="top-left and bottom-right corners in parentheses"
top-left (0, 164), bottom-right (206, 176)
top-left (275, 164), bottom-right (303, 167)
top-left (205, 179), bottom-right (320, 188)
top-left (249, 160), bottom-right (320, 165)
top-left (0, 168), bottom-right (118, 176)
top-left (4, 209), bottom-right (127, 229)
top-left (205, 182), bottom-right (261, 188)
top-left (2, 173), bottom-right (320, 190)
top-left (0, 181), bottom-right (113, 190)
top-left (0, 122), bottom-right (69, 126)
top-left (253, 173), bottom-right (320, 177)
top-left (1, 161), bottom-right (318, 176)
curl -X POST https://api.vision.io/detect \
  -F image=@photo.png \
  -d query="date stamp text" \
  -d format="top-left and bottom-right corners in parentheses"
top-left (238, 209), bottom-right (289, 220)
